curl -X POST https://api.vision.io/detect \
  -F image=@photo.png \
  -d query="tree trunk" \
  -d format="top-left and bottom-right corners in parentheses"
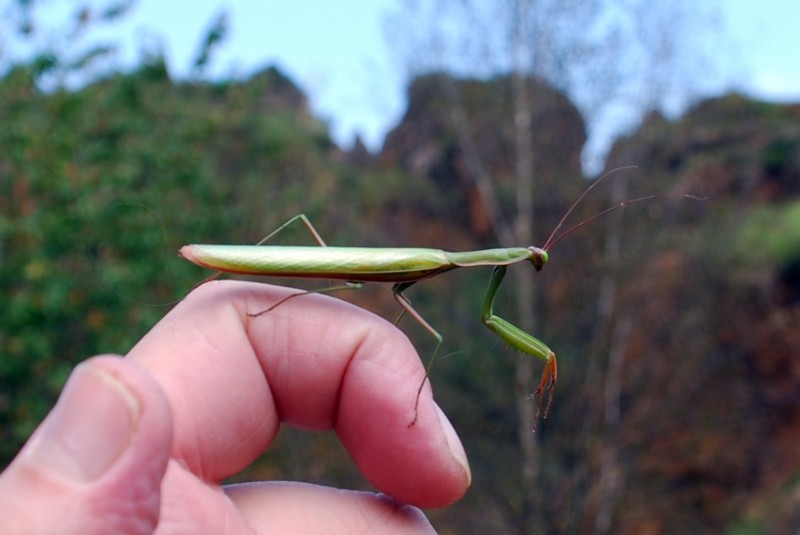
top-left (511, 1), bottom-right (542, 532)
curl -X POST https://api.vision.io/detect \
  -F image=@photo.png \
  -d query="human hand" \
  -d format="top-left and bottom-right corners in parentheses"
top-left (0, 280), bottom-right (471, 534)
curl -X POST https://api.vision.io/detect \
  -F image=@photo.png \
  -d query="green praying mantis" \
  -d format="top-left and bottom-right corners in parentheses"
top-left (179, 172), bottom-right (657, 428)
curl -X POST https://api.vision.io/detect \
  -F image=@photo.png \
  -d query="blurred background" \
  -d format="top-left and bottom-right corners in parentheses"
top-left (2, 1), bottom-right (799, 533)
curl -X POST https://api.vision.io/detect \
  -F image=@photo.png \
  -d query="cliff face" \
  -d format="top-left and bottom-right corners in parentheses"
top-left (381, 72), bottom-right (586, 239)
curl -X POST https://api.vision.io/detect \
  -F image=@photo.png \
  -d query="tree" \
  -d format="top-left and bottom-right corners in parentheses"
top-left (0, 0), bottom-right (138, 85)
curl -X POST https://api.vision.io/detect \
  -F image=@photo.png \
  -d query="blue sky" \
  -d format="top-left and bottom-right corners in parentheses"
top-left (15, 1), bottom-right (800, 166)
top-left (102, 0), bottom-right (404, 149)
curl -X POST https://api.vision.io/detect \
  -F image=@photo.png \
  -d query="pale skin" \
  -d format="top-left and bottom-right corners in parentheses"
top-left (0, 281), bottom-right (470, 534)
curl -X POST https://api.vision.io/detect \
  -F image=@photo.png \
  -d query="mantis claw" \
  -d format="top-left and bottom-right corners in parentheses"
top-left (531, 353), bottom-right (558, 429)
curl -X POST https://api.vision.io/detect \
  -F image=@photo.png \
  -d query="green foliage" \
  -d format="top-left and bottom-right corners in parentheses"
top-left (727, 520), bottom-right (766, 535)
top-left (1, 0), bottom-right (133, 84)
top-left (730, 201), bottom-right (800, 269)
top-left (193, 10), bottom-right (229, 73)
top-left (0, 58), bottom-right (367, 462)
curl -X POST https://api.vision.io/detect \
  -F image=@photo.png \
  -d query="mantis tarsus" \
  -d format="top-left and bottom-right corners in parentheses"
top-left (179, 171), bottom-right (657, 428)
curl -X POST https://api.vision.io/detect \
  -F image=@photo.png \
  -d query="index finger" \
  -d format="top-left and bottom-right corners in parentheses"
top-left (126, 280), bottom-right (470, 508)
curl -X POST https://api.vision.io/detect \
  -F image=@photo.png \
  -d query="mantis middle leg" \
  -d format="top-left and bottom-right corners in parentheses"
top-left (248, 214), bottom-right (362, 316)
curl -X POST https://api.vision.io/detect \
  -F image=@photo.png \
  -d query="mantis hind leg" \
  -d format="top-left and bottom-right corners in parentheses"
top-left (480, 265), bottom-right (558, 429)
top-left (255, 214), bottom-right (328, 247)
top-left (392, 281), bottom-right (443, 427)
top-left (248, 214), bottom-right (361, 316)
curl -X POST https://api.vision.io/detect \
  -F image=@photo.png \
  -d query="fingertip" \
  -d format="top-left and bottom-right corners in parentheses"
top-left (434, 403), bottom-right (471, 489)
top-left (338, 383), bottom-right (471, 508)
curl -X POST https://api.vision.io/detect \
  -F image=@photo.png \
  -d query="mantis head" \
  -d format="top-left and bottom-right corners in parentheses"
top-left (528, 247), bottom-right (548, 272)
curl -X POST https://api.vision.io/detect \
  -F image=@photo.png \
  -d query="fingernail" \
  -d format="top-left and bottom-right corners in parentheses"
top-left (31, 362), bottom-right (140, 481)
top-left (435, 403), bottom-right (471, 486)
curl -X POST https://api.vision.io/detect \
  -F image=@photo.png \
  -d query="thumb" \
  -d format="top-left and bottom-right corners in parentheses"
top-left (0, 356), bottom-right (173, 535)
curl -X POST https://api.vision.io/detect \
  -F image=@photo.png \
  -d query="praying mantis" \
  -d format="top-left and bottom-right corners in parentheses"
top-left (179, 171), bottom-right (655, 427)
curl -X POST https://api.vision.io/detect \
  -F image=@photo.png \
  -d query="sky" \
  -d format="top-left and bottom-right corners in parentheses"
top-left (98, 0), bottom-right (405, 150)
top-left (13, 0), bottom-right (800, 169)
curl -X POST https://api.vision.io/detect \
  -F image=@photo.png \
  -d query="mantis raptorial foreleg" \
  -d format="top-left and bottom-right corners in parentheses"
top-left (481, 266), bottom-right (558, 423)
